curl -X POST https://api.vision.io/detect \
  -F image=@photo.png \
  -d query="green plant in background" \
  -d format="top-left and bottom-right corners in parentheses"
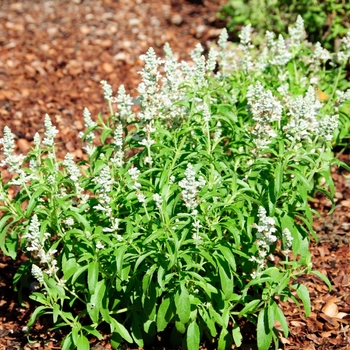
top-left (0, 16), bottom-right (350, 350)
top-left (218, 0), bottom-right (350, 50)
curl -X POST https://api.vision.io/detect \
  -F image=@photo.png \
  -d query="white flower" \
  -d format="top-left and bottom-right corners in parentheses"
top-left (137, 193), bottom-right (146, 203)
top-left (282, 228), bottom-right (293, 251)
top-left (42, 114), bottom-right (58, 147)
top-left (153, 193), bottom-right (163, 209)
top-left (65, 217), bottom-right (74, 226)
top-left (0, 126), bottom-right (24, 173)
top-left (31, 264), bottom-right (44, 283)
top-left (83, 107), bottom-right (97, 129)
top-left (96, 241), bottom-right (105, 250)
top-left (63, 153), bottom-right (81, 182)
top-left (179, 163), bottom-right (205, 210)
top-left (128, 167), bottom-right (140, 180)
top-left (114, 124), bottom-right (123, 147)
top-left (100, 80), bottom-right (114, 102)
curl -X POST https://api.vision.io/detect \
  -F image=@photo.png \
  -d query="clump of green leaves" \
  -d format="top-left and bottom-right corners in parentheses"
top-left (0, 17), bottom-right (350, 350)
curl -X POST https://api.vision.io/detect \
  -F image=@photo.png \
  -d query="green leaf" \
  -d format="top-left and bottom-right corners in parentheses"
top-left (175, 283), bottom-right (191, 324)
top-left (232, 322), bottom-right (242, 347)
top-left (76, 334), bottom-right (90, 350)
top-left (53, 303), bottom-right (60, 323)
top-left (218, 261), bottom-right (233, 300)
top-left (257, 307), bottom-right (273, 350)
top-left (61, 333), bottom-right (74, 350)
top-left (218, 328), bottom-right (231, 350)
top-left (217, 245), bottom-right (236, 271)
top-left (45, 277), bottom-right (66, 298)
top-left (238, 299), bottom-right (261, 316)
top-left (25, 187), bottom-right (45, 217)
top-left (111, 331), bottom-right (122, 349)
top-left (88, 279), bottom-right (106, 323)
top-left (294, 284), bottom-right (311, 317)
top-left (157, 295), bottom-right (174, 332)
top-left (274, 161), bottom-right (283, 200)
top-left (110, 318), bottom-right (133, 343)
top-left (275, 305), bottom-right (289, 337)
top-left (208, 304), bottom-right (224, 327)
top-left (175, 320), bottom-right (186, 334)
top-left (310, 270), bottom-right (332, 291)
top-left (27, 305), bottom-right (49, 332)
top-left (186, 321), bottom-right (200, 350)
top-left (81, 326), bottom-right (103, 339)
top-left (131, 313), bottom-right (144, 348)
top-left (88, 260), bottom-right (99, 295)
top-left (71, 265), bottom-right (88, 284)
top-left (199, 307), bottom-right (216, 337)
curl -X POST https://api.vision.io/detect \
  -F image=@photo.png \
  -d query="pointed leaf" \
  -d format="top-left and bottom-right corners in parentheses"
top-left (186, 321), bottom-right (200, 350)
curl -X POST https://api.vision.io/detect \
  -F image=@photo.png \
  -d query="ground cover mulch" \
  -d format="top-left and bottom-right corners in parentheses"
top-left (0, 0), bottom-right (349, 349)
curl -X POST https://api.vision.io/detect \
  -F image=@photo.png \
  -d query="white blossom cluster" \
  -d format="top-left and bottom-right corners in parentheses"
top-left (288, 15), bottom-right (306, 50)
top-left (160, 43), bottom-right (187, 120)
top-left (250, 206), bottom-right (277, 278)
top-left (310, 42), bottom-right (331, 67)
top-left (138, 47), bottom-right (163, 113)
top-left (179, 163), bottom-right (205, 211)
top-left (62, 153), bottom-right (88, 204)
top-left (192, 49), bottom-right (206, 87)
top-left (24, 214), bottom-right (60, 282)
top-left (100, 80), bottom-right (114, 102)
top-left (128, 166), bottom-right (145, 203)
top-left (178, 163), bottom-right (206, 241)
top-left (335, 89), bottom-right (350, 110)
top-left (92, 166), bottom-right (115, 216)
top-left (283, 86), bottom-right (322, 142)
top-left (317, 114), bottom-right (339, 141)
top-left (282, 228), bottom-right (293, 253)
top-left (63, 153), bottom-right (81, 182)
top-left (238, 24), bottom-right (254, 73)
top-left (42, 114), bottom-right (59, 147)
top-left (112, 124), bottom-right (125, 167)
top-left (269, 34), bottom-right (293, 67)
top-left (0, 126), bottom-right (24, 173)
top-left (115, 85), bottom-right (134, 122)
top-left (336, 29), bottom-right (350, 64)
top-left (152, 193), bottom-right (163, 210)
top-left (247, 82), bottom-right (282, 148)
top-left (216, 28), bottom-right (238, 74)
top-left (78, 108), bottom-right (97, 156)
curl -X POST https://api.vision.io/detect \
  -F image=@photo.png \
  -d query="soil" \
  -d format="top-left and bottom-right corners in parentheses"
top-left (0, 0), bottom-right (350, 349)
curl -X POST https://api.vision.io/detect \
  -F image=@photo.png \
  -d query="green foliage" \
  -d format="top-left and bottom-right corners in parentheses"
top-left (0, 18), bottom-right (350, 350)
top-left (219, 0), bottom-right (350, 49)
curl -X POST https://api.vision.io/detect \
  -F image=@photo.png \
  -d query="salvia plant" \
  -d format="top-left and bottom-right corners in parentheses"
top-left (1, 16), bottom-right (350, 350)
